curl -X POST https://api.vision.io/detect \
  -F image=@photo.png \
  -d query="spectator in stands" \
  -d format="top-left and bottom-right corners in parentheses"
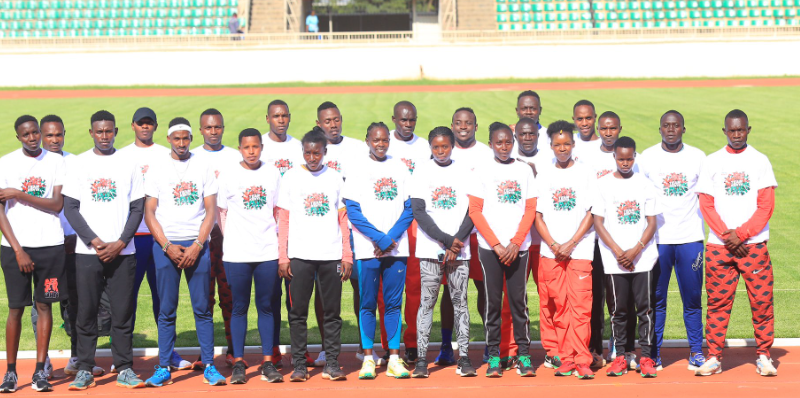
top-left (228, 12), bottom-right (244, 40)
top-left (306, 10), bottom-right (319, 33)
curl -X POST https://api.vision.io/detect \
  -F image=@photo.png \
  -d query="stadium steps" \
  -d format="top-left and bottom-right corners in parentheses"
top-left (248, 0), bottom-right (284, 33)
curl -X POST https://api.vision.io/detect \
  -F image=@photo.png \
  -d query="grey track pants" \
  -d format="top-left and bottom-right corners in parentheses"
top-left (416, 258), bottom-right (470, 358)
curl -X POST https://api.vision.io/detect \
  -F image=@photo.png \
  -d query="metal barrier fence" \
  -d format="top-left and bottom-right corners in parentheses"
top-left (1, 27), bottom-right (799, 52)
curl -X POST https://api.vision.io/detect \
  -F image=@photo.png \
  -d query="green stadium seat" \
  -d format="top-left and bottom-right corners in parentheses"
top-left (497, 4), bottom-right (507, 11)
top-left (724, 9), bottom-right (734, 17)
top-left (690, 10), bottom-right (701, 17)
top-left (510, 13), bottom-right (521, 21)
top-left (509, 4), bottom-right (520, 11)
top-left (522, 12), bottom-right (532, 21)
top-left (713, 10), bottom-right (724, 17)
top-left (749, 9), bottom-right (758, 16)
top-left (556, 3), bottom-right (566, 11)
top-left (652, 0), bottom-right (663, 9)
top-left (664, 1), bottom-right (675, 8)
top-left (655, 10), bottom-right (666, 18)
top-left (617, 1), bottom-right (627, 10)
top-left (569, 2), bottom-right (579, 11)
top-left (736, 9), bottom-right (746, 17)
top-left (497, 14), bottom-right (508, 22)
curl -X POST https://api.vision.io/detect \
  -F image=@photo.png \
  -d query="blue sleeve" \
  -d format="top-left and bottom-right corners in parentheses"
top-left (387, 198), bottom-right (414, 243)
top-left (344, 199), bottom-right (394, 250)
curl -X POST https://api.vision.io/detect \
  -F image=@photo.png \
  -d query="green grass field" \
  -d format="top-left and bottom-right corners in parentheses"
top-left (1, 82), bottom-right (798, 351)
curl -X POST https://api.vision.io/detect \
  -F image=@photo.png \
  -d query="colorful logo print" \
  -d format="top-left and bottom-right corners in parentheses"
top-left (616, 200), bottom-right (641, 225)
top-left (173, 181), bottom-right (199, 206)
top-left (242, 186), bottom-right (268, 210)
top-left (496, 180), bottom-right (522, 204)
top-left (21, 176), bottom-right (46, 198)
top-left (724, 172), bottom-right (751, 196)
top-left (374, 177), bottom-right (398, 201)
top-left (552, 188), bottom-right (576, 211)
top-left (90, 178), bottom-right (117, 202)
top-left (431, 186), bottom-right (457, 210)
top-left (662, 172), bottom-right (688, 196)
top-left (304, 193), bottom-right (330, 217)
top-left (274, 159), bottom-right (293, 176)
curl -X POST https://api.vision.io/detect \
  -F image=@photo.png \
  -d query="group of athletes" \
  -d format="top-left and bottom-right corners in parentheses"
top-left (0, 90), bottom-right (778, 393)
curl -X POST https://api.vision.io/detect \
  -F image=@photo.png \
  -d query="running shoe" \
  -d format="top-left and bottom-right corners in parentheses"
top-left (435, 345), bottom-right (456, 366)
top-left (290, 363), bottom-right (309, 382)
top-left (65, 357), bottom-right (105, 376)
top-left (555, 361), bottom-right (576, 376)
top-left (756, 355), bottom-right (778, 376)
top-left (590, 352), bottom-right (606, 369)
top-left (359, 358), bottom-right (377, 380)
top-left (412, 358), bottom-right (429, 378)
top-left (606, 355), bottom-right (628, 377)
top-left (624, 352), bottom-right (637, 370)
top-left (502, 356), bottom-right (518, 371)
top-left (694, 356), bottom-right (722, 376)
top-left (386, 358), bottom-right (410, 379)
top-left (485, 356), bottom-right (503, 378)
top-left (169, 351), bottom-right (193, 371)
top-left (31, 370), bottom-right (52, 392)
top-left (203, 365), bottom-right (226, 386)
top-left (67, 370), bottom-right (94, 391)
top-left (116, 368), bottom-right (145, 388)
top-left (145, 366), bottom-right (172, 387)
top-left (260, 361), bottom-right (283, 383)
top-left (322, 359), bottom-right (346, 381)
top-left (0, 371), bottom-right (17, 393)
top-left (515, 355), bottom-right (535, 377)
top-left (191, 358), bottom-right (204, 371)
top-left (639, 357), bottom-right (658, 378)
top-left (314, 351), bottom-right (327, 367)
top-left (272, 347), bottom-right (284, 369)
top-left (225, 353), bottom-right (235, 367)
top-left (405, 347), bottom-right (418, 363)
top-left (687, 352), bottom-right (705, 371)
top-left (637, 357), bottom-right (663, 372)
top-left (43, 357), bottom-right (53, 380)
top-left (456, 357), bottom-right (477, 377)
top-left (230, 361), bottom-right (247, 384)
top-left (544, 355), bottom-right (562, 369)
top-left (575, 363), bottom-right (595, 379)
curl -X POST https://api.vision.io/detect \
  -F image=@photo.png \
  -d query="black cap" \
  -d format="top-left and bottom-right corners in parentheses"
top-left (132, 107), bottom-right (157, 124)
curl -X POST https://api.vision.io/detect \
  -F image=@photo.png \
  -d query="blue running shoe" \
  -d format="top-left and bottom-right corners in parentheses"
top-left (169, 351), bottom-right (192, 371)
top-left (145, 366), bottom-right (172, 387)
top-left (435, 345), bottom-right (456, 366)
top-left (203, 365), bottom-right (227, 386)
top-left (688, 352), bottom-right (706, 371)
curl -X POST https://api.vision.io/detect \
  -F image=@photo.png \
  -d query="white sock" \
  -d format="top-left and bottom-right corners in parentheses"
top-left (364, 354), bottom-right (373, 363)
top-left (390, 354), bottom-right (399, 362)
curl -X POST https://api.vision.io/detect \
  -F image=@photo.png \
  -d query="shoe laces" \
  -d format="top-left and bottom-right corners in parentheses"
top-left (205, 365), bottom-right (221, 377)
top-left (74, 370), bottom-right (92, 382)
top-left (262, 362), bottom-right (277, 373)
top-left (488, 356), bottom-right (501, 369)
top-left (458, 357), bottom-right (472, 367)
top-left (3, 372), bottom-right (16, 383)
top-left (327, 359), bottom-right (340, 370)
top-left (517, 356), bottom-right (532, 368)
top-left (153, 366), bottom-right (170, 378)
top-left (612, 355), bottom-right (627, 367)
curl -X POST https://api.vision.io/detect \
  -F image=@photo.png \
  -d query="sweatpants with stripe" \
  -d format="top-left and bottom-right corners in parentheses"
top-left (359, 257), bottom-right (406, 351)
top-left (606, 270), bottom-right (654, 359)
top-left (153, 241), bottom-right (214, 366)
top-left (417, 259), bottom-right (470, 358)
top-left (705, 243), bottom-right (774, 359)
top-left (224, 260), bottom-right (280, 358)
top-left (653, 241), bottom-right (704, 358)
top-left (539, 257), bottom-right (593, 365)
top-left (590, 241), bottom-right (636, 355)
top-left (501, 245), bottom-right (539, 359)
top-left (288, 259), bottom-right (343, 365)
top-left (479, 248), bottom-right (530, 357)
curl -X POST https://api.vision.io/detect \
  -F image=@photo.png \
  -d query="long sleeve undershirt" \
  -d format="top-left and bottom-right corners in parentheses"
top-left (411, 198), bottom-right (474, 249)
top-left (345, 198), bottom-right (414, 251)
top-left (63, 196), bottom-right (144, 247)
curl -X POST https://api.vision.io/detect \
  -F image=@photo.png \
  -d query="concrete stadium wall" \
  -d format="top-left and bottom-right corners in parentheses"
top-left (1, 40), bottom-right (799, 87)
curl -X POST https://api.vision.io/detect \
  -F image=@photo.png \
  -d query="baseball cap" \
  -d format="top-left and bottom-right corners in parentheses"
top-left (132, 107), bottom-right (157, 124)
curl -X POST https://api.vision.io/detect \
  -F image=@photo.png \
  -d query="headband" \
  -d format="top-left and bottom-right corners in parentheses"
top-left (168, 124), bottom-right (192, 136)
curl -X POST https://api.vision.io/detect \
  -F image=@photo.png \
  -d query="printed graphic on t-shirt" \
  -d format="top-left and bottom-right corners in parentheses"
top-left (304, 193), bottom-right (330, 216)
top-left (242, 186), bottom-right (267, 210)
top-left (374, 177), bottom-right (398, 201)
top-left (140, 165), bottom-right (149, 176)
top-left (401, 158), bottom-right (415, 175)
top-left (616, 200), bottom-right (641, 224)
top-left (21, 176), bottom-right (46, 197)
top-left (431, 186), bottom-right (457, 210)
top-left (274, 159), bottom-right (293, 176)
top-left (724, 172), bottom-right (751, 196)
top-left (496, 180), bottom-right (522, 204)
top-left (173, 181), bottom-right (199, 206)
top-left (326, 160), bottom-right (342, 173)
top-left (91, 178), bottom-right (117, 202)
top-left (597, 169), bottom-right (613, 179)
top-left (662, 172), bottom-right (688, 196)
top-left (44, 278), bottom-right (59, 299)
top-left (552, 188), bottom-right (576, 211)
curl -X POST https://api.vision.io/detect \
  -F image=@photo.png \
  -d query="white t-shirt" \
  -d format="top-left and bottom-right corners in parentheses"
top-left (640, 143), bottom-right (706, 244)
top-left (58, 152), bottom-right (75, 236)
top-left (144, 153), bottom-right (218, 241)
top-left (118, 142), bottom-right (170, 234)
top-left (343, 157), bottom-right (410, 259)
top-left (469, 160), bottom-right (537, 250)
top-left (277, 165), bottom-right (345, 261)
top-left (0, 149), bottom-right (65, 248)
top-left (217, 162), bottom-right (281, 262)
top-left (386, 131), bottom-right (432, 176)
top-left (450, 141), bottom-right (493, 173)
top-left (696, 146), bottom-right (777, 245)
top-left (324, 135), bottom-right (365, 177)
top-left (62, 149), bottom-right (144, 255)
top-left (592, 174), bottom-right (660, 274)
top-left (190, 145), bottom-right (240, 179)
top-left (260, 133), bottom-right (304, 177)
top-left (515, 151), bottom-right (554, 245)
top-left (582, 147), bottom-right (640, 179)
top-left (572, 137), bottom-right (601, 164)
top-left (411, 159), bottom-right (471, 260)
top-left (537, 162), bottom-right (597, 260)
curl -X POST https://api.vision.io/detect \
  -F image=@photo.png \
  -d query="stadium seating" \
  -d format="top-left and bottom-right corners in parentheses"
top-left (494, 0), bottom-right (800, 30)
top-left (0, 0), bottom-right (241, 37)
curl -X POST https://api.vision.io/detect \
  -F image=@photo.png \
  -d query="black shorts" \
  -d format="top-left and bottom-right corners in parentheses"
top-left (1, 245), bottom-right (66, 309)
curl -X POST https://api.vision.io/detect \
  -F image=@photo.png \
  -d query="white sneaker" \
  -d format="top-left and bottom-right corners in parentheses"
top-left (43, 357), bottom-right (53, 380)
top-left (314, 351), bottom-right (327, 367)
top-left (694, 356), bottom-right (722, 376)
top-left (355, 351), bottom-right (365, 362)
top-left (625, 352), bottom-right (637, 370)
top-left (372, 352), bottom-right (382, 367)
top-left (65, 357), bottom-right (106, 376)
top-left (607, 340), bottom-right (616, 362)
top-left (756, 354), bottom-right (777, 376)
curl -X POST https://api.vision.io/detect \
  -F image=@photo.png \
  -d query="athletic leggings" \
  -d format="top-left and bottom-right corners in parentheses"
top-left (359, 257), bottom-right (406, 351)
top-left (208, 225), bottom-right (233, 347)
top-left (479, 248), bottom-right (530, 358)
top-left (224, 260), bottom-right (280, 358)
top-left (417, 259), bottom-right (470, 358)
top-left (606, 270), bottom-right (654, 359)
top-left (705, 242), bottom-right (774, 360)
top-left (653, 241), bottom-right (704, 358)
